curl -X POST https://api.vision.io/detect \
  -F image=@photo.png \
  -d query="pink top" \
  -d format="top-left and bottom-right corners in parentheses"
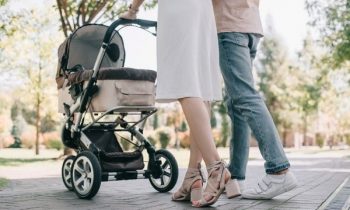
top-left (212, 0), bottom-right (264, 36)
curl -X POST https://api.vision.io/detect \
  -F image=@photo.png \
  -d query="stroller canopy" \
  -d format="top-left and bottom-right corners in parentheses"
top-left (56, 24), bottom-right (125, 87)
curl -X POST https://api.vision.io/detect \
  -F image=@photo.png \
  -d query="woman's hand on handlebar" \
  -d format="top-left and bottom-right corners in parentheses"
top-left (119, 10), bottom-right (137, 20)
top-left (119, 3), bottom-right (142, 20)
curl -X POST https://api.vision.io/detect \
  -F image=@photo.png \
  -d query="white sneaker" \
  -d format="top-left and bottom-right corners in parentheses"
top-left (242, 171), bottom-right (297, 199)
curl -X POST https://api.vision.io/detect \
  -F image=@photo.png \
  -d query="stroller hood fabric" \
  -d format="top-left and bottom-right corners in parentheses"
top-left (56, 24), bottom-right (125, 88)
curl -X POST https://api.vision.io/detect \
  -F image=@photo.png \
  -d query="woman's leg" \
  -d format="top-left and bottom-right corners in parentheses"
top-left (179, 98), bottom-right (219, 164)
top-left (187, 101), bottom-right (211, 168)
top-left (172, 101), bottom-right (207, 201)
top-left (179, 98), bottom-right (239, 207)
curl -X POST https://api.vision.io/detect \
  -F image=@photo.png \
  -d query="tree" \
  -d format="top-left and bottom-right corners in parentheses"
top-left (0, 3), bottom-right (61, 154)
top-left (295, 36), bottom-right (326, 145)
top-left (256, 29), bottom-right (303, 146)
top-left (56, 0), bottom-right (157, 37)
top-left (306, 0), bottom-right (350, 66)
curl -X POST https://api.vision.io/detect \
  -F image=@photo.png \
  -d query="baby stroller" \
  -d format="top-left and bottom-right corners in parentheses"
top-left (56, 18), bottom-right (179, 199)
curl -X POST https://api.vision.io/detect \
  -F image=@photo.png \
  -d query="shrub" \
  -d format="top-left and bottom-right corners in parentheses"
top-left (20, 131), bottom-right (36, 149)
top-left (147, 135), bottom-right (157, 147)
top-left (345, 134), bottom-right (350, 146)
top-left (47, 139), bottom-right (63, 150)
top-left (179, 131), bottom-right (190, 148)
top-left (315, 133), bottom-right (324, 148)
top-left (1, 135), bottom-right (14, 148)
top-left (43, 132), bottom-right (62, 150)
top-left (156, 128), bottom-right (171, 149)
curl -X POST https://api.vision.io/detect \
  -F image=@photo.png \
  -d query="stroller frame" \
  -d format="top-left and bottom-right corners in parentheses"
top-left (60, 19), bottom-right (178, 199)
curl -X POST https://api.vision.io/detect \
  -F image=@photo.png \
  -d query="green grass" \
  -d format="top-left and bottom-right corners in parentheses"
top-left (0, 178), bottom-right (8, 190)
top-left (0, 158), bottom-right (54, 166)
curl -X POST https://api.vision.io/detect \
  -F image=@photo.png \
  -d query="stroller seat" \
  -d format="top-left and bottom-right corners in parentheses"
top-left (57, 67), bottom-right (157, 113)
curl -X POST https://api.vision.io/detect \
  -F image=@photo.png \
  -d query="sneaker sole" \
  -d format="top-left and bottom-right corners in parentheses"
top-left (242, 182), bottom-right (298, 200)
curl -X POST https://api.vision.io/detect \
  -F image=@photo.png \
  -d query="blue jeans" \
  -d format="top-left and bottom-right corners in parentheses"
top-left (218, 32), bottom-right (290, 180)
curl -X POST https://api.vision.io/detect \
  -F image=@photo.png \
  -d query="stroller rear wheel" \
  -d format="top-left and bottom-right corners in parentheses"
top-left (71, 151), bottom-right (101, 199)
top-left (61, 155), bottom-right (75, 191)
top-left (149, 149), bottom-right (178, 192)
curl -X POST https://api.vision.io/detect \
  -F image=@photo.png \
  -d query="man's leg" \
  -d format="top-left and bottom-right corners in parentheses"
top-left (218, 32), bottom-right (297, 199)
top-left (226, 93), bottom-right (250, 182)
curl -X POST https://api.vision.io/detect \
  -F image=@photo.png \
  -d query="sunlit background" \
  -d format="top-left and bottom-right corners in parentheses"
top-left (0, 0), bottom-right (349, 154)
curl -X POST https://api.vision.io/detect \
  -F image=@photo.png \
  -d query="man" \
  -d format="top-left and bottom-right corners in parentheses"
top-left (212, 0), bottom-right (298, 199)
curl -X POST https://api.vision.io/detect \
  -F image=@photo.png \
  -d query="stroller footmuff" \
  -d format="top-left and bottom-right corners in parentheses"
top-left (57, 19), bottom-right (179, 199)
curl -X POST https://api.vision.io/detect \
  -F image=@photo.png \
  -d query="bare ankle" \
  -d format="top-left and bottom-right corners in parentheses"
top-left (273, 169), bottom-right (289, 175)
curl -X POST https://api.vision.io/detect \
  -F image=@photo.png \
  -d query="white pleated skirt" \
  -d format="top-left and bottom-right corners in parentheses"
top-left (156, 0), bottom-right (222, 102)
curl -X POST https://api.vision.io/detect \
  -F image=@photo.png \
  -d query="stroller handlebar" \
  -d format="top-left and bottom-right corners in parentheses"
top-left (103, 18), bottom-right (157, 45)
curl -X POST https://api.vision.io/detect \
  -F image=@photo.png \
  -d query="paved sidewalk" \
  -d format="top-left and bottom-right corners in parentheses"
top-left (0, 149), bottom-right (350, 210)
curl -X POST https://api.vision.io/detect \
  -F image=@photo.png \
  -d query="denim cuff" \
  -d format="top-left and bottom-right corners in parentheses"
top-left (231, 175), bottom-right (245, 180)
top-left (265, 162), bottom-right (290, 174)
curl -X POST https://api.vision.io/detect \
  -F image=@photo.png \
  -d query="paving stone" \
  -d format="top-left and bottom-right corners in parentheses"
top-left (0, 157), bottom-right (350, 210)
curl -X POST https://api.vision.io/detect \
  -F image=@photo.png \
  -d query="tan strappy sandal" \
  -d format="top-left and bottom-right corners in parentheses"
top-left (172, 164), bottom-right (205, 202)
top-left (192, 160), bottom-right (240, 207)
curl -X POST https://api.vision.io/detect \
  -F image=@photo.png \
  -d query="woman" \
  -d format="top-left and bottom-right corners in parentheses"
top-left (120, 0), bottom-right (240, 207)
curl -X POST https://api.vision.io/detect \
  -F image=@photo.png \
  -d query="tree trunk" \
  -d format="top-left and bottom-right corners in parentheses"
top-left (174, 127), bottom-right (179, 150)
top-left (35, 96), bottom-right (41, 155)
top-left (302, 115), bottom-right (308, 146)
top-left (282, 127), bottom-right (288, 147)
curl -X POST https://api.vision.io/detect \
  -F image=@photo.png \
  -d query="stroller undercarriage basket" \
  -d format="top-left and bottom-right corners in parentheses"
top-left (83, 126), bottom-right (144, 172)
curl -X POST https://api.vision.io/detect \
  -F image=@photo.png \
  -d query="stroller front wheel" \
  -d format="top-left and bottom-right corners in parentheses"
top-left (61, 155), bottom-right (76, 191)
top-left (71, 151), bottom-right (101, 199)
top-left (149, 149), bottom-right (178, 193)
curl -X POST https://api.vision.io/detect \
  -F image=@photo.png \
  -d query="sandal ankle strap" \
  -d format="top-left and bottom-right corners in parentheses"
top-left (185, 163), bottom-right (205, 182)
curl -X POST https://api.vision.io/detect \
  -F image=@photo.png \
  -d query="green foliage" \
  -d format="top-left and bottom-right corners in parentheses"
top-left (315, 133), bottom-right (324, 148)
top-left (0, 157), bottom-right (52, 166)
top-left (156, 129), bottom-right (171, 149)
top-left (40, 113), bottom-right (58, 133)
top-left (0, 0), bottom-right (8, 6)
top-left (147, 135), bottom-right (157, 146)
top-left (152, 113), bottom-right (159, 130)
top-left (306, 0), bottom-right (350, 66)
top-left (0, 178), bottom-right (8, 190)
top-left (10, 101), bottom-right (25, 148)
top-left (55, 0), bottom-right (158, 37)
top-left (179, 120), bottom-right (188, 132)
top-left (345, 134), bottom-right (350, 146)
top-left (219, 115), bottom-right (229, 147)
top-left (47, 139), bottom-right (63, 150)
top-left (297, 84), bottom-right (321, 116)
top-left (213, 102), bottom-right (229, 147)
top-left (210, 109), bottom-right (217, 128)
top-left (21, 107), bottom-right (36, 125)
top-left (257, 34), bottom-right (290, 127)
top-left (10, 101), bottom-right (21, 121)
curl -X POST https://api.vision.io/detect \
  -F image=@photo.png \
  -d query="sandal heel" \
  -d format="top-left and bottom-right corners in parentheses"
top-left (225, 179), bottom-right (241, 199)
top-left (190, 187), bottom-right (203, 202)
